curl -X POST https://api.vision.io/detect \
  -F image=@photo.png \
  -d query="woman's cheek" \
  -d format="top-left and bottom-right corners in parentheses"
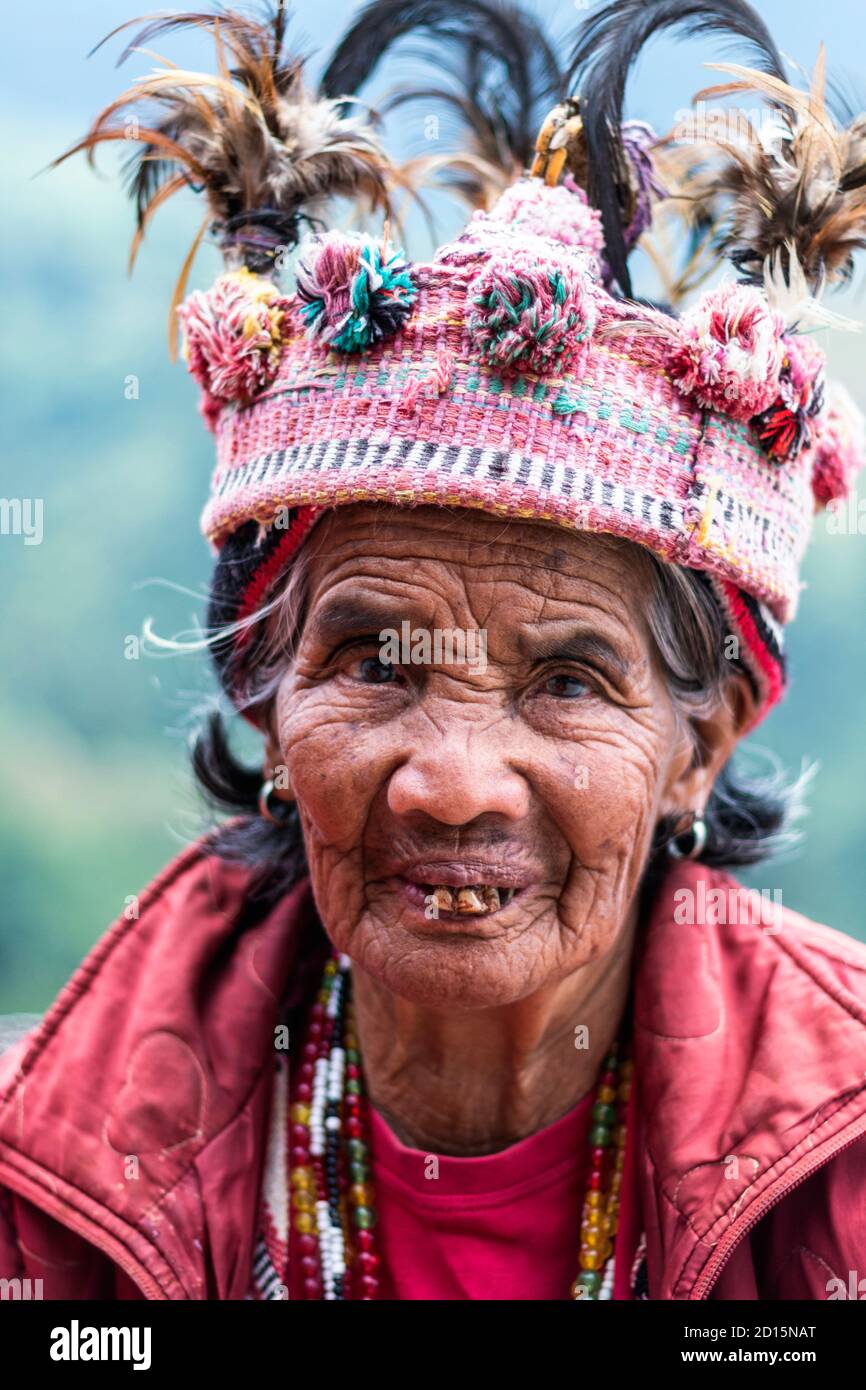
top-left (543, 715), bottom-right (667, 878)
top-left (275, 688), bottom-right (386, 848)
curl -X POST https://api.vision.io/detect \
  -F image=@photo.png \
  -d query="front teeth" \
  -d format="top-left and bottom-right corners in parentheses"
top-left (427, 884), bottom-right (511, 915)
top-left (432, 885), bottom-right (456, 914)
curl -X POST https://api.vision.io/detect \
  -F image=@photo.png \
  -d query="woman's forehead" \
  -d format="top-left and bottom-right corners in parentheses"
top-left (304, 503), bottom-right (649, 586)
top-left (300, 504), bottom-right (652, 647)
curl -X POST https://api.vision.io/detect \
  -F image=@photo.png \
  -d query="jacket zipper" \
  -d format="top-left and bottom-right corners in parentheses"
top-left (690, 1115), bottom-right (866, 1299)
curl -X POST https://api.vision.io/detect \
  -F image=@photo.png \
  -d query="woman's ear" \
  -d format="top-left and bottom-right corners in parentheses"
top-left (659, 673), bottom-right (760, 822)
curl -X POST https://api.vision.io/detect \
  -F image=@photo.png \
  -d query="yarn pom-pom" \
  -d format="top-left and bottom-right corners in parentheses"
top-left (811, 381), bottom-right (866, 507)
top-left (752, 335), bottom-right (825, 464)
top-left (296, 230), bottom-right (417, 353)
top-left (485, 180), bottom-right (605, 259)
top-left (467, 251), bottom-right (597, 375)
top-left (667, 284), bottom-right (785, 421)
top-left (177, 268), bottom-right (291, 407)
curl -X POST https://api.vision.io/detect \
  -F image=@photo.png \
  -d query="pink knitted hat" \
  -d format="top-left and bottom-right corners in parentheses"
top-left (67, 1), bottom-right (866, 720)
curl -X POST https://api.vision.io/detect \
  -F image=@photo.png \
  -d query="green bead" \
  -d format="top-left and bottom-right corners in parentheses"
top-left (347, 1139), bottom-right (366, 1161)
top-left (589, 1124), bottom-right (611, 1148)
top-left (350, 1162), bottom-right (369, 1184)
top-left (346, 1079), bottom-right (361, 1096)
top-left (592, 1101), bottom-right (617, 1127)
top-left (353, 1205), bottom-right (376, 1230)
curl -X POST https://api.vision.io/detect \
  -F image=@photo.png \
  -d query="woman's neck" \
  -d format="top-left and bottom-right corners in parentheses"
top-left (349, 909), bottom-right (638, 1156)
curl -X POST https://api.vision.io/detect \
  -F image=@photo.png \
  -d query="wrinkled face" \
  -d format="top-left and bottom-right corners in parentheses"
top-left (270, 504), bottom-right (698, 1008)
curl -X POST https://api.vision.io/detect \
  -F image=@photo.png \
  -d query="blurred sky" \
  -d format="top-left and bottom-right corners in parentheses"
top-left (3, 1), bottom-right (866, 1009)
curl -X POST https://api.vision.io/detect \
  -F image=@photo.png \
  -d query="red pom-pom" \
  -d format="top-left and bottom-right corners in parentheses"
top-left (177, 269), bottom-right (292, 408)
top-left (812, 382), bottom-right (866, 507)
top-left (667, 283), bottom-right (784, 421)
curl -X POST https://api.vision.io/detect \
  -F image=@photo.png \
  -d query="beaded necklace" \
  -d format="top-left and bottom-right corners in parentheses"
top-left (287, 951), bottom-right (634, 1301)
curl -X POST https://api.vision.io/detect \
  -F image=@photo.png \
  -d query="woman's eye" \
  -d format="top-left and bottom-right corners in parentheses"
top-left (354, 655), bottom-right (398, 684)
top-left (543, 673), bottom-right (589, 699)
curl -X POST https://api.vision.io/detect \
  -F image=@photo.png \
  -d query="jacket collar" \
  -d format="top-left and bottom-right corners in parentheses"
top-left (634, 861), bottom-right (866, 1298)
top-left (0, 842), bottom-right (323, 1299)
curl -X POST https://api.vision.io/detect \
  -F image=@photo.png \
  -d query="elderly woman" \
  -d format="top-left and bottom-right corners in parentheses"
top-left (2, 0), bottom-right (866, 1303)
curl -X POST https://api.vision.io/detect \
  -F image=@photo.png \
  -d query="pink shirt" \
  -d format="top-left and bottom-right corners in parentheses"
top-left (365, 1078), bottom-right (642, 1301)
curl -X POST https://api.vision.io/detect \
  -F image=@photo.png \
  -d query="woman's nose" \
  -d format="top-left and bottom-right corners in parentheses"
top-left (386, 729), bottom-right (531, 824)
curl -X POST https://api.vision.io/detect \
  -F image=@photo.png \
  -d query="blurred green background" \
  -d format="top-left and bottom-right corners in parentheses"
top-left (2, 0), bottom-right (866, 1013)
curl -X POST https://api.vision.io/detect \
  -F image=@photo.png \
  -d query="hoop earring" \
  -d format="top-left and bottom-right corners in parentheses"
top-left (667, 813), bottom-right (707, 861)
top-left (258, 778), bottom-right (295, 825)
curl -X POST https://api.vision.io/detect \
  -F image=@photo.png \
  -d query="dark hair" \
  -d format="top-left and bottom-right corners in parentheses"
top-left (191, 517), bottom-right (807, 904)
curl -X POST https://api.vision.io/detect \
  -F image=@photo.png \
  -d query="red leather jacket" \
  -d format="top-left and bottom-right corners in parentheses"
top-left (1, 839), bottom-right (865, 1300)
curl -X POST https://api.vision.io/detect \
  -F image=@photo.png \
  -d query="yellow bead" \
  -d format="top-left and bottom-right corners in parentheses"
top-left (294, 1211), bottom-right (315, 1235)
top-left (583, 1208), bottom-right (602, 1228)
top-left (349, 1183), bottom-right (372, 1207)
top-left (292, 1188), bottom-right (315, 1212)
top-left (585, 1190), bottom-right (602, 1208)
top-left (579, 1250), bottom-right (604, 1271)
top-left (583, 1227), bottom-right (608, 1250)
top-left (290, 1103), bottom-right (311, 1126)
top-left (290, 1165), bottom-right (314, 1189)
top-left (615, 1124), bottom-right (628, 1148)
top-left (620, 1060), bottom-right (634, 1080)
top-left (598, 1085), bottom-right (616, 1104)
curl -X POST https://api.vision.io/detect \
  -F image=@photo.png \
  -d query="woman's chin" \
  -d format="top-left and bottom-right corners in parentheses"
top-left (339, 906), bottom-right (571, 1010)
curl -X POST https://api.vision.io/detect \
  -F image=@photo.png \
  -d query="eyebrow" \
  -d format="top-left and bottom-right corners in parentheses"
top-left (517, 627), bottom-right (630, 678)
top-left (308, 597), bottom-right (434, 645)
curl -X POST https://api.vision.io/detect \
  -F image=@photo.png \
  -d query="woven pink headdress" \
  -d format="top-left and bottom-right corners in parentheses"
top-left (64, 0), bottom-right (866, 722)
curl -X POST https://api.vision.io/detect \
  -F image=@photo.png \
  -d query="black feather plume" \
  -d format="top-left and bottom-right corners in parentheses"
top-left (321, 0), bottom-right (565, 203)
top-left (567, 0), bottom-right (788, 298)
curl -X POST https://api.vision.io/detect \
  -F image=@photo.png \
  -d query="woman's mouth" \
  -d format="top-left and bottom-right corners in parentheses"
top-left (401, 879), bottom-right (518, 916)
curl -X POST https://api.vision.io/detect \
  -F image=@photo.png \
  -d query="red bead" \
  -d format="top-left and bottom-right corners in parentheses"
top-left (298, 1234), bottom-right (317, 1257)
top-left (347, 1063), bottom-right (360, 1079)
top-left (591, 1147), bottom-right (607, 1165)
top-left (296, 1082), bottom-right (312, 1102)
top-left (302, 1278), bottom-right (322, 1299)
top-left (589, 1170), bottom-right (602, 1190)
top-left (290, 1125), bottom-right (309, 1145)
top-left (310, 1003), bottom-right (325, 1020)
top-left (356, 1229), bottom-right (375, 1251)
top-left (359, 1275), bottom-right (379, 1297)
top-left (290, 1146), bottom-right (311, 1166)
top-left (300, 1255), bottom-right (318, 1276)
top-left (346, 1116), bottom-right (363, 1138)
top-left (357, 1251), bottom-right (379, 1274)
top-left (302, 1041), bottom-right (318, 1061)
top-left (298, 1061), bottom-right (314, 1081)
